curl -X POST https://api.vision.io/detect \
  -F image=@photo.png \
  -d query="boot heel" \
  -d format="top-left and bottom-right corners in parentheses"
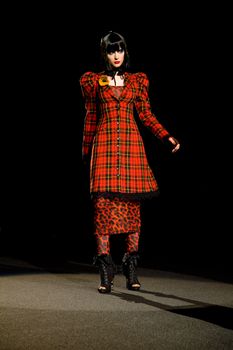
top-left (93, 254), bottom-right (116, 294)
top-left (122, 252), bottom-right (141, 291)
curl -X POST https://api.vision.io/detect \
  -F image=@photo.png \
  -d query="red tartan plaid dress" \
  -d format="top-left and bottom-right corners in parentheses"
top-left (80, 71), bottom-right (171, 235)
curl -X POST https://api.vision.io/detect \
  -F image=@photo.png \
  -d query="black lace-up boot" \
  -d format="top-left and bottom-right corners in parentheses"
top-left (93, 254), bottom-right (116, 293)
top-left (122, 252), bottom-right (141, 291)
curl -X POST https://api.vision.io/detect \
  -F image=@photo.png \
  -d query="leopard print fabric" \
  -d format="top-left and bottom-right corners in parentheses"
top-left (125, 232), bottom-right (140, 253)
top-left (95, 234), bottom-right (110, 255)
top-left (93, 196), bottom-right (141, 236)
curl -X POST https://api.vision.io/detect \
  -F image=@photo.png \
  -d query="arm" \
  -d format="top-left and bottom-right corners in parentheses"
top-left (80, 72), bottom-right (98, 161)
top-left (134, 73), bottom-right (180, 152)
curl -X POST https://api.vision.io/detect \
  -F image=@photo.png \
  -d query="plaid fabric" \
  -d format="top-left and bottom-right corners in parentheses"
top-left (80, 71), bottom-right (170, 196)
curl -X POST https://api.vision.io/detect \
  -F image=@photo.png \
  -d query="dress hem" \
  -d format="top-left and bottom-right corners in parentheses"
top-left (91, 191), bottom-right (160, 201)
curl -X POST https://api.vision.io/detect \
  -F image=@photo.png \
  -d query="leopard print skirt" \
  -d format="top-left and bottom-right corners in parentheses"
top-left (93, 196), bottom-right (141, 236)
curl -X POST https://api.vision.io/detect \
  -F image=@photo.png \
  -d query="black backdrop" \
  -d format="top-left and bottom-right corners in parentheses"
top-left (1, 5), bottom-right (231, 276)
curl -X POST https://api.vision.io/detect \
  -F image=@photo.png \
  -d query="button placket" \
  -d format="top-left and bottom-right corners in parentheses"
top-left (116, 103), bottom-right (120, 180)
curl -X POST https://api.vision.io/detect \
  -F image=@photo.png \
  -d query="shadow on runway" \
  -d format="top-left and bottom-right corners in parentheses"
top-left (110, 290), bottom-right (233, 331)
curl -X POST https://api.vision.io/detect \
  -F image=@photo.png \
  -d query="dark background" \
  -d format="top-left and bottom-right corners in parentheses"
top-left (1, 5), bottom-right (232, 278)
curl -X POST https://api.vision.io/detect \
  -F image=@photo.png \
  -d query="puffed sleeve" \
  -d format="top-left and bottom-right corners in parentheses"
top-left (80, 72), bottom-right (98, 160)
top-left (134, 72), bottom-right (170, 140)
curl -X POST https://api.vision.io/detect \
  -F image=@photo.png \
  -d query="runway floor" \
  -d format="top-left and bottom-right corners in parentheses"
top-left (0, 256), bottom-right (233, 349)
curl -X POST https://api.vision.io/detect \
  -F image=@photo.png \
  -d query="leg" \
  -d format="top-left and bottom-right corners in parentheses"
top-left (94, 234), bottom-right (115, 294)
top-left (125, 231), bottom-right (140, 254)
top-left (122, 232), bottom-right (141, 291)
top-left (95, 234), bottom-right (110, 256)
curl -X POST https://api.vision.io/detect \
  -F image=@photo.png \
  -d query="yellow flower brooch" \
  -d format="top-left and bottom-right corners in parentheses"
top-left (99, 75), bottom-right (109, 86)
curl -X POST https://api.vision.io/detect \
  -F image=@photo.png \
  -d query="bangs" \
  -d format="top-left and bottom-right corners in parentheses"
top-left (100, 31), bottom-right (130, 69)
top-left (106, 42), bottom-right (125, 54)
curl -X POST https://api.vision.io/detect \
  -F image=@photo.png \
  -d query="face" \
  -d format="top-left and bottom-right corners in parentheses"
top-left (107, 48), bottom-right (125, 69)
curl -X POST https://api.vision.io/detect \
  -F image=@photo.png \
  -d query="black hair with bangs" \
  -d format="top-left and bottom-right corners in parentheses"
top-left (100, 31), bottom-right (130, 71)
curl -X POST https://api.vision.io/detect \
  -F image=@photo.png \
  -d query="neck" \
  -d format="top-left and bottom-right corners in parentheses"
top-left (105, 67), bottom-right (125, 78)
top-left (108, 73), bottom-right (125, 87)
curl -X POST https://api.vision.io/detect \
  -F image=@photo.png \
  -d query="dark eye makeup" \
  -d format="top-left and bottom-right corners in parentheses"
top-left (108, 49), bottom-right (124, 55)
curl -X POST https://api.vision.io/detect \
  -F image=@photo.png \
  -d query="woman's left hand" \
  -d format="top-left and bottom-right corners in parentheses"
top-left (168, 137), bottom-right (180, 153)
